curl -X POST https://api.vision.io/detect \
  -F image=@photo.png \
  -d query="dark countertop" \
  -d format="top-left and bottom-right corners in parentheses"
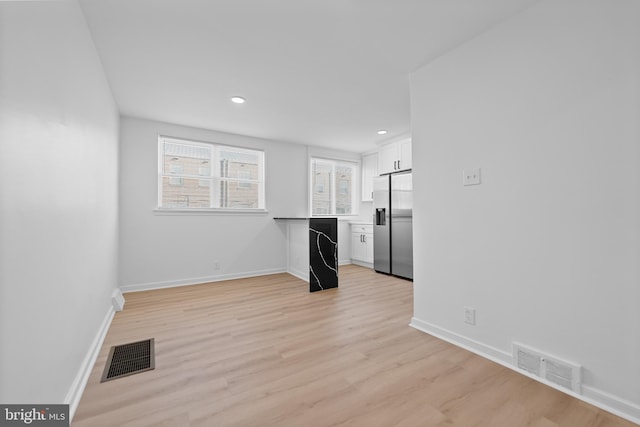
top-left (273, 217), bottom-right (310, 220)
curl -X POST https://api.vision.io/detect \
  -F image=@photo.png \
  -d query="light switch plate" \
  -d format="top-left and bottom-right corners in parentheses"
top-left (463, 168), bottom-right (481, 186)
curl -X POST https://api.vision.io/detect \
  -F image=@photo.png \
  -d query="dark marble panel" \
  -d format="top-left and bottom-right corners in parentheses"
top-left (309, 218), bottom-right (338, 292)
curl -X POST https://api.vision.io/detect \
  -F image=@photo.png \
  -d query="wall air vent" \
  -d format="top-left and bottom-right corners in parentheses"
top-left (515, 346), bottom-right (542, 376)
top-left (513, 342), bottom-right (581, 393)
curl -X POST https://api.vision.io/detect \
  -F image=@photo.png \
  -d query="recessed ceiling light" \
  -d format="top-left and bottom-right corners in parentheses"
top-left (231, 96), bottom-right (246, 104)
top-left (377, 130), bottom-right (388, 135)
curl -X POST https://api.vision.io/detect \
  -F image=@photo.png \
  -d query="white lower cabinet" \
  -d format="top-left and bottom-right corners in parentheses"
top-left (350, 223), bottom-right (373, 266)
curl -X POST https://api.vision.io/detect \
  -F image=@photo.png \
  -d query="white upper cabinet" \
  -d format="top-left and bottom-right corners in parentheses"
top-left (377, 138), bottom-right (412, 175)
top-left (398, 139), bottom-right (412, 171)
top-left (378, 144), bottom-right (398, 175)
top-left (361, 152), bottom-right (378, 201)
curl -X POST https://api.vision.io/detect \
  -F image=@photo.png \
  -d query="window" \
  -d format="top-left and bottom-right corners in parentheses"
top-left (168, 164), bottom-right (184, 186)
top-left (237, 171), bottom-right (251, 189)
top-left (310, 158), bottom-right (357, 216)
top-left (158, 137), bottom-right (265, 210)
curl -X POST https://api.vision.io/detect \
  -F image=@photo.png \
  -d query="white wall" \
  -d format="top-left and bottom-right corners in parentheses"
top-left (119, 117), bottom-right (309, 290)
top-left (410, 0), bottom-right (640, 420)
top-left (0, 0), bottom-right (119, 406)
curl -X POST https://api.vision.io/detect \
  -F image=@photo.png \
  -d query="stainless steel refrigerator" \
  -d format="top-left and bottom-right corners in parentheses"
top-left (373, 171), bottom-right (413, 280)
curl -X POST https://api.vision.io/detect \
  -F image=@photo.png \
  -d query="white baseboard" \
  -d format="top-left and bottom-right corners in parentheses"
top-left (350, 259), bottom-right (373, 269)
top-left (409, 317), bottom-right (640, 425)
top-left (287, 268), bottom-right (309, 283)
top-left (581, 385), bottom-right (640, 424)
top-left (288, 262), bottom-right (351, 282)
top-left (409, 317), bottom-right (511, 364)
top-left (289, 263), bottom-right (351, 283)
top-left (66, 305), bottom-right (115, 423)
top-left (120, 268), bottom-right (287, 293)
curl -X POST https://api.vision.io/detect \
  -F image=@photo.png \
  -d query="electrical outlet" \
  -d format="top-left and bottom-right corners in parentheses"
top-left (214, 260), bottom-right (220, 271)
top-left (463, 168), bottom-right (481, 186)
top-left (464, 307), bottom-right (476, 325)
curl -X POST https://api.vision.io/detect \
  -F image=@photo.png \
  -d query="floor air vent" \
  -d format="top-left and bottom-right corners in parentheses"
top-left (513, 342), bottom-right (581, 393)
top-left (101, 338), bottom-right (155, 382)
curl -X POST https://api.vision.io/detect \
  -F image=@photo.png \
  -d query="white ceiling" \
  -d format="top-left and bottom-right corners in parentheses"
top-left (79, 0), bottom-right (537, 153)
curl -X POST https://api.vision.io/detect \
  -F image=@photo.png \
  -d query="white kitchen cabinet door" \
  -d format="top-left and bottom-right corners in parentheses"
top-left (398, 139), bottom-right (412, 171)
top-left (377, 143), bottom-right (398, 175)
top-left (363, 233), bottom-right (374, 262)
top-left (361, 152), bottom-right (378, 201)
top-left (351, 232), bottom-right (367, 261)
top-left (351, 224), bottom-right (374, 264)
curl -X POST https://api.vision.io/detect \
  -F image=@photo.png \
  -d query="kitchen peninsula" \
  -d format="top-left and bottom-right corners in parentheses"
top-left (274, 217), bottom-right (338, 292)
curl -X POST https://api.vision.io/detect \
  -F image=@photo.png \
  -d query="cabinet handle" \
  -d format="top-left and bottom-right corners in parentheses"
top-left (393, 160), bottom-right (397, 170)
top-left (397, 160), bottom-right (401, 170)
top-left (363, 235), bottom-right (366, 243)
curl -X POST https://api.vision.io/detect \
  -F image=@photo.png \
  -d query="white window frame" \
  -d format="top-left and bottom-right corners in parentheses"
top-left (309, 157), bottom-right (358, 217)
top-left (157, 136), bottom-right (266, 213)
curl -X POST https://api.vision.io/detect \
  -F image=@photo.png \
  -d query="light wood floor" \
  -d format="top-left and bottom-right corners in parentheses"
top-left (73, 265), bottom-right (636, 427)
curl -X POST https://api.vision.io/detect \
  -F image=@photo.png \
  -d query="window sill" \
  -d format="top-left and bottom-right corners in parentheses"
top-left (153, 208), bottom-right (269, 216)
